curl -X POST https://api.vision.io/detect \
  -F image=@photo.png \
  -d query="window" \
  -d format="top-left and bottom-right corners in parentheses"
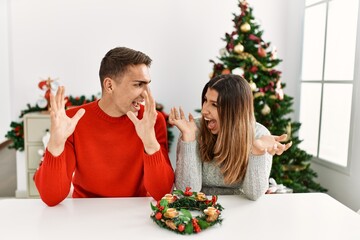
top-left (299, 0), bottom-right (359, 171)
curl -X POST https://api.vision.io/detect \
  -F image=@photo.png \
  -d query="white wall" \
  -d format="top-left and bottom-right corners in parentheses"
top-left (8, 0), bottom-right (290, 160)
top-left (8, 0), bottom-right (237, 119)
top-left (0, 0), bottom-right (11, 143)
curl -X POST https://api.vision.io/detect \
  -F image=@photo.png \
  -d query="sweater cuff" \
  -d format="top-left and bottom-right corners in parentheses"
top-left (42, 148), bottom-right (66, 168)
top-left (179, 139), bottom-right (197, 153)
top-left (143, 149), bottom-right (165, 166)
top-left (248, 152), bottom-right (270, 167)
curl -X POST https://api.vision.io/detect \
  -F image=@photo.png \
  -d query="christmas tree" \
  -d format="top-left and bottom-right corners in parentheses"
top-left (209, 0), bottom-right (326, 193)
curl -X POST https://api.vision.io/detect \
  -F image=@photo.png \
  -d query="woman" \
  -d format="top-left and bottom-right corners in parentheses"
top-left (169, 74), bottom-right (291, 200)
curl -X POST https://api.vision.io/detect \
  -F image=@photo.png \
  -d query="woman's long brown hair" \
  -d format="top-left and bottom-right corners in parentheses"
top-left (199, 74), bottom-right (255, 184)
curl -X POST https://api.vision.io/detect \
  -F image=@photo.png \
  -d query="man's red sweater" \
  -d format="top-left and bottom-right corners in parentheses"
top-left (34, 100), bottom-right (174, 206)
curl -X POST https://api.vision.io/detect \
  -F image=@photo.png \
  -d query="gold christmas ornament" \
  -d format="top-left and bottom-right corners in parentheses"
top-left (234, 43), bottom-right (244, 54)
top-left (196, 192), bottom-right (207, 201)
top-left (261, 104), bottom-right (271, 115)
top-left (249, 81), bottom-right (257, 92)
top-left (254, 92), bottom-right (265, 98)
top-left (282, 164), bottom-right (306, 172)
top-left (240, 22), bottom-right (251, 32)
top-left (236, 52), bottom-right (270, 71)
top-left (204, 207), bottom-right (220, 222)
top-left (286, 122), bottom-right (292, 140)
top-left (162, 194), bottom-right (176, 203)
top-left (203, 206), bottom-right (217, 215)
top-left (269, 95), bottom-right (277, 100)
top-left (164, 208), bottom-right (179, 219)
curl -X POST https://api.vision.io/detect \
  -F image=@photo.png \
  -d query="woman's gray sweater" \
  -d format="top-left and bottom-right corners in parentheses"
top-left (175, 119), bottom-right (272, 200)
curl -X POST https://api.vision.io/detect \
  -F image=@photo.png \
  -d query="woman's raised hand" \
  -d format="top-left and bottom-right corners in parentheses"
top-left (168, 107), bottom-right (198, 142)
top-left (252, 134), bottom-right (292, 156)
top-left (47, 86), bottom-right (85, 157)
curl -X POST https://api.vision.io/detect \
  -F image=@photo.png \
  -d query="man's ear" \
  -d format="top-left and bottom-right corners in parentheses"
top-left (104, 78), bottom-right (113, 92)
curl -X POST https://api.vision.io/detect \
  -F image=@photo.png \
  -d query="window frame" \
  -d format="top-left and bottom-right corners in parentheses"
top-left (299, 0), bottom-right (360, 175)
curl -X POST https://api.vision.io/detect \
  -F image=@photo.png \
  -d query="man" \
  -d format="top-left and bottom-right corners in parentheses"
top-left (34, 47), bottom-right (174, 206)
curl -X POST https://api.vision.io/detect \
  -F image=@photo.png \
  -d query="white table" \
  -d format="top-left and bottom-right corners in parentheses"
top-left (1, 193), bottom-right (360, 240)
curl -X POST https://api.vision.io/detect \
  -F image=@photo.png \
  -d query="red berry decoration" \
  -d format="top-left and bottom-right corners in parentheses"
top-left (184, 186), bottom-right (193, 196)
top-left (155, 212), bottom-right (162, 220)
top-left (178, 224), bottom-right (185, 232)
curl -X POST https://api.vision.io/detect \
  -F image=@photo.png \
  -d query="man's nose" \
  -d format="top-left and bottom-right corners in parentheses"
top-left (140, 85), bottom-right (149, 97)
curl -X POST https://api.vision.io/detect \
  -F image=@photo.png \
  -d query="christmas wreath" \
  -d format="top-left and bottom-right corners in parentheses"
top-left (150, 187), bottom-right (224, 234)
